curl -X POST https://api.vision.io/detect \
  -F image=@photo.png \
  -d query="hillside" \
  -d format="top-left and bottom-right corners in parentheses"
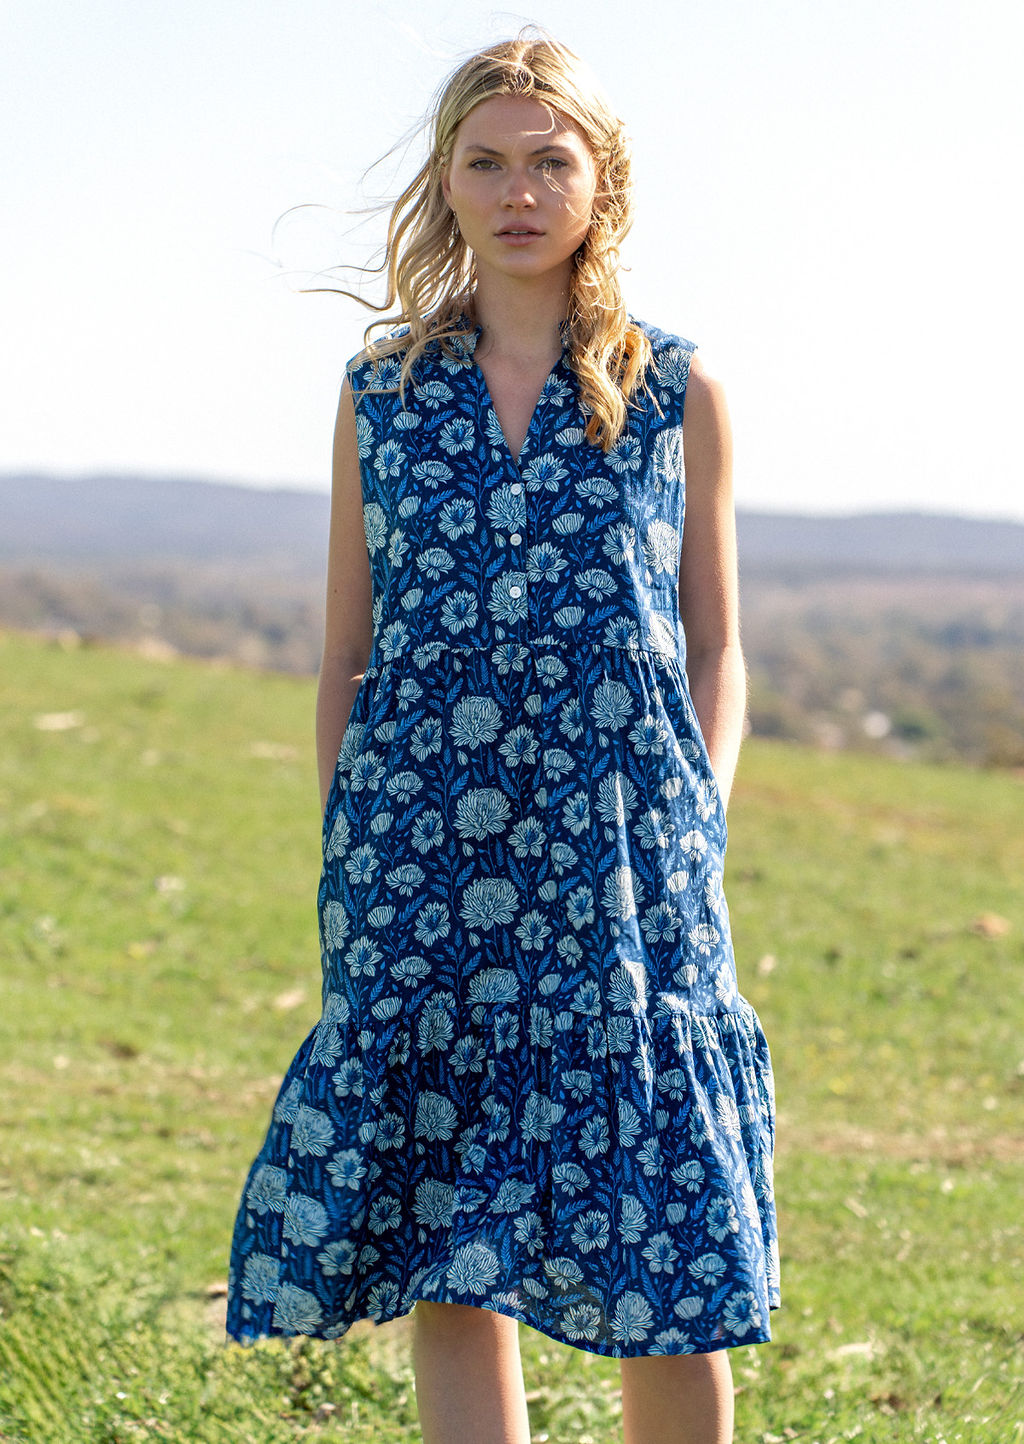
top-left (2, 473), bottom-right (1023, 764)
top-left (1, 627), bottom-right (1021, 1440)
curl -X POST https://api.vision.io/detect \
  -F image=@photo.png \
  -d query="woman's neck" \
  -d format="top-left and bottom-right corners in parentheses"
top-left (470, 274), bottom-right (569, 363)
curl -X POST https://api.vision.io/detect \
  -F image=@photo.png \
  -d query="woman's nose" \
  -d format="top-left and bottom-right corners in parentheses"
top-left (501, 170), bottom-right (537, 207)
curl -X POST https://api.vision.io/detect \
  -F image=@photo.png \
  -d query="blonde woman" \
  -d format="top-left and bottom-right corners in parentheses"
top-left (227, 30), bottom-right (779, 1444)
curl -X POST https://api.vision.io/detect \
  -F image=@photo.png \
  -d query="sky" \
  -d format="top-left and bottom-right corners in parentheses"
top-left (3, 0), bottom-right (1022, 520)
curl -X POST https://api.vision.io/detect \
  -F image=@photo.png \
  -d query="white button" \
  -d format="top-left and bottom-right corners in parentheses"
top-left (510, 482), bottom-right (523, 493)
top-left (509, 585), bottom-right (522, 597)
top-left (509, 532), bottom-right (522, 545)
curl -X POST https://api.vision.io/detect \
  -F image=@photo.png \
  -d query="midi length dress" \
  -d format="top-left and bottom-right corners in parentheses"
top-left (225, 316), bottom-right (780, 1358)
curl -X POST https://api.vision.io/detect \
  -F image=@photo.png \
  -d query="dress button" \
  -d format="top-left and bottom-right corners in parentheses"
top-left (510, 482), bottom-right (523, 493)
top-left (509, 532), bottom-right (522, 545)
top-left (509, 585), bottom-right (522, 597)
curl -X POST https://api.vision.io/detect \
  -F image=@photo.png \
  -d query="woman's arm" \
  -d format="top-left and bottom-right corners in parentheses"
top-left (677, 353), bottom-right (747, 810)
top-left (316, 379), bottom-right (374, 813)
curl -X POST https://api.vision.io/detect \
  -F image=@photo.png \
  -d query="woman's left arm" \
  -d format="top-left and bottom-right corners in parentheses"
top-left (677, 353), bottom-right (747, 810)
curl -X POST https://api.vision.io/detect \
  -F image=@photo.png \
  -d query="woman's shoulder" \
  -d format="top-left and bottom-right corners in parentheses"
top-left (344, 324), bottom-right (412, 386)
top-left (629, 315), bottom-right (698, 398)
top-left (630, 314), bottom-right (697, 358)
top-left (345, 316), bottom-right (478, 390)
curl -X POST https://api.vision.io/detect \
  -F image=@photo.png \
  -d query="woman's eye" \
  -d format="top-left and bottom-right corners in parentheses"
top-left (539, 157), bottom-right (567, 171)
top-left (469, 158), bottom-right (497, 170)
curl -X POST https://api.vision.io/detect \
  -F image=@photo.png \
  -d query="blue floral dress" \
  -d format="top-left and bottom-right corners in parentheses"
top-left (226, 316), bottom-right (780, 1357)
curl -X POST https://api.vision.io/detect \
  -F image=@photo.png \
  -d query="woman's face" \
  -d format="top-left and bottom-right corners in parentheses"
top-left (442, 94), bottom-right (598, 288)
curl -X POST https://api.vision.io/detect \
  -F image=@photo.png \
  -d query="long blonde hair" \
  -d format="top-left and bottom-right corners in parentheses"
top-left (338, 29), bottom-right (652, 450)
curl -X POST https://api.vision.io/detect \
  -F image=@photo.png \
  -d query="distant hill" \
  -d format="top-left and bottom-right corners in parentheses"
top-left (2, 473), bottom-right (1022, 765)
top-left (0, 474), bottom-right (329, 572)
top-left (1, 473), bottom-right (1021, 575)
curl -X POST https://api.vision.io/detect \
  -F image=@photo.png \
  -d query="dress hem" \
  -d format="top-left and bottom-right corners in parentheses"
top-left (225, 1292), bottom-right (779, 1361)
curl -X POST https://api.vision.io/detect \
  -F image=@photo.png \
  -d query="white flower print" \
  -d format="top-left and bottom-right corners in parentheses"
top-left (595, 770), bottom-right (639, 826)
top-left (562, 791), bottom-right (591, 835)
top-left (489, 1178), bottom-right (536, 1214)
top-left (414, 1091), bottom-right (459, 1141)
top-left (695, 778), bottom-right (719, 822)
top-left (543, 1256), bottom-right (584, 1289)
top-left (448, 1242), bottom-right (500, 1294)
top-left (241, 1253), bottom-right (279, 1303)
top-left (450, 694), bottom-right (503, 749)
top-left (290, 1106), bottom-right (336, 1158)
top-left (488, 572), bottom-right (529, 623)
top-left (413, 379), bottom-right (454, 409)
top-left (722, 1290), bottom-right (761, 1337)
top-left (332, 1058), bottom-right (363, 1099)
top-left (513, 1212), bottom-right (545, 1256)
top-left (602, 866), bottom-right (641, 922)
top-left (498, 725), bottom-right (539, 768)
top-left (521, 452), bottom-right (568, 490)
top-left (466, 968), bottom-right (519, 1004)
top-left (643, 519), bottom-right (680, 576)
top-left (271, 1284), bottom-right (323, 1334)
top-left (628, 712), bottom-right (669, 756)
top-left (326, 1148), bottom-right (366, 1190)
top-left (454, 788), bottom-right (511, 840)
top-left (688, 922), bottom-right (720, 956)
top-left (417, 1004), bottom-right (455, 1054)
top-left (439, 417), bottom-right (475, 454)
top-left (413, 1179), bottom-right (455, 1230)
top-left (321, 900), bottom-right (349, 952)
top-left (283, 1193), bottom-right (330, 1246)
top-left (318, 1239), bottom-right (357, 1276)
top-left (564, 885), bottom-right (595, 930)
top-left (459, 877), bottom-right (518, 932)
top-left (368, 1195), bottom-right (402, 1234)
top-left (440, 589), bottom-right (479, 634)
top-left (706, 1196), bottom-right (740, 1242)
top-left (618, 1194), bottom-right (649, 1244)
top-left (579, 1116), bottom-right (610, 1158)
top-left (520, 1090), bottom-right (565, 1142)
top-left (373, 439), bottom-right (405, 481)
top-left (508, 816), bottom-right (547, 857)
top-left (688, 1253), bottom-right (727, 1284)
top-left (247, 1164), bottom-right (287, 1215)
top-left (367, 1280), bottom-right (400, 1321)
top-left (571, 1209), bottom-right (610, 1253)
top-left (611, 1291), bottom-right (653, 1342)
top-left (642, 1232), bottom-right (680, 1274)
top-left (517, 910), bottom-right (553, 952)
top-left (362, 501), bottom-right (387, 552)
top-left (607, 435), bottom-right (642, 473)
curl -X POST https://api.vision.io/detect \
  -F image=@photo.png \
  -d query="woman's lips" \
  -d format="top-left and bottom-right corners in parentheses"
top-left (496, 228), bottom-right (543, 244)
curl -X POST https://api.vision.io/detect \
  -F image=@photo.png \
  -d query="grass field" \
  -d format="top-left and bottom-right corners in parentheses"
top-left (1, 627), bottom-right (1022, 1443)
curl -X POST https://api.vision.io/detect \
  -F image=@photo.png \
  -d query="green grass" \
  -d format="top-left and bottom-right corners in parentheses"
top-left (1, 628), bottom-right (1022, 1442)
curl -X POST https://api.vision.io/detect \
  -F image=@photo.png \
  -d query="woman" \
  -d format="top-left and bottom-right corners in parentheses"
top-left (227, 30), bottom-right (779, 1444)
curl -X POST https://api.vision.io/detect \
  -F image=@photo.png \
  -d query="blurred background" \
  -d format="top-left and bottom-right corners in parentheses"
top-left (3, 0), bottom-right (1023, 764)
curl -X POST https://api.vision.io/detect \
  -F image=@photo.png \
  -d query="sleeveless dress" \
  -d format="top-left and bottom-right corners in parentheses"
top-left (225, 316), bottom-right (780, 1358)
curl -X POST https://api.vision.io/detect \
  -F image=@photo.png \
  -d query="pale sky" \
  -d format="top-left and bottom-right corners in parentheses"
top-left (3, 0), bottom-right (1022, 519)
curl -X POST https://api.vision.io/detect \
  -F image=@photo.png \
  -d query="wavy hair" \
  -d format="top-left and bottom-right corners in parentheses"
top-left (334, 29), bottom-right (652, 450)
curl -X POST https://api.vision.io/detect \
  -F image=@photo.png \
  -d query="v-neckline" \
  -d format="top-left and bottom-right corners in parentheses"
top-left (472, 353), bottom-right (564, 472)
top-left (455, 316), bottom-right (569, 474)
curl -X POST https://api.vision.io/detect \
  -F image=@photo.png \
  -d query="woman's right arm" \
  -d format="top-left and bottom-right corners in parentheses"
top-left (316, 378), bottom-right (374, 814)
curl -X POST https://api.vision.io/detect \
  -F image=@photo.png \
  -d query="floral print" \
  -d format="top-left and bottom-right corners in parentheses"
top-left (226, 317), bottom-right (779, 1357)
